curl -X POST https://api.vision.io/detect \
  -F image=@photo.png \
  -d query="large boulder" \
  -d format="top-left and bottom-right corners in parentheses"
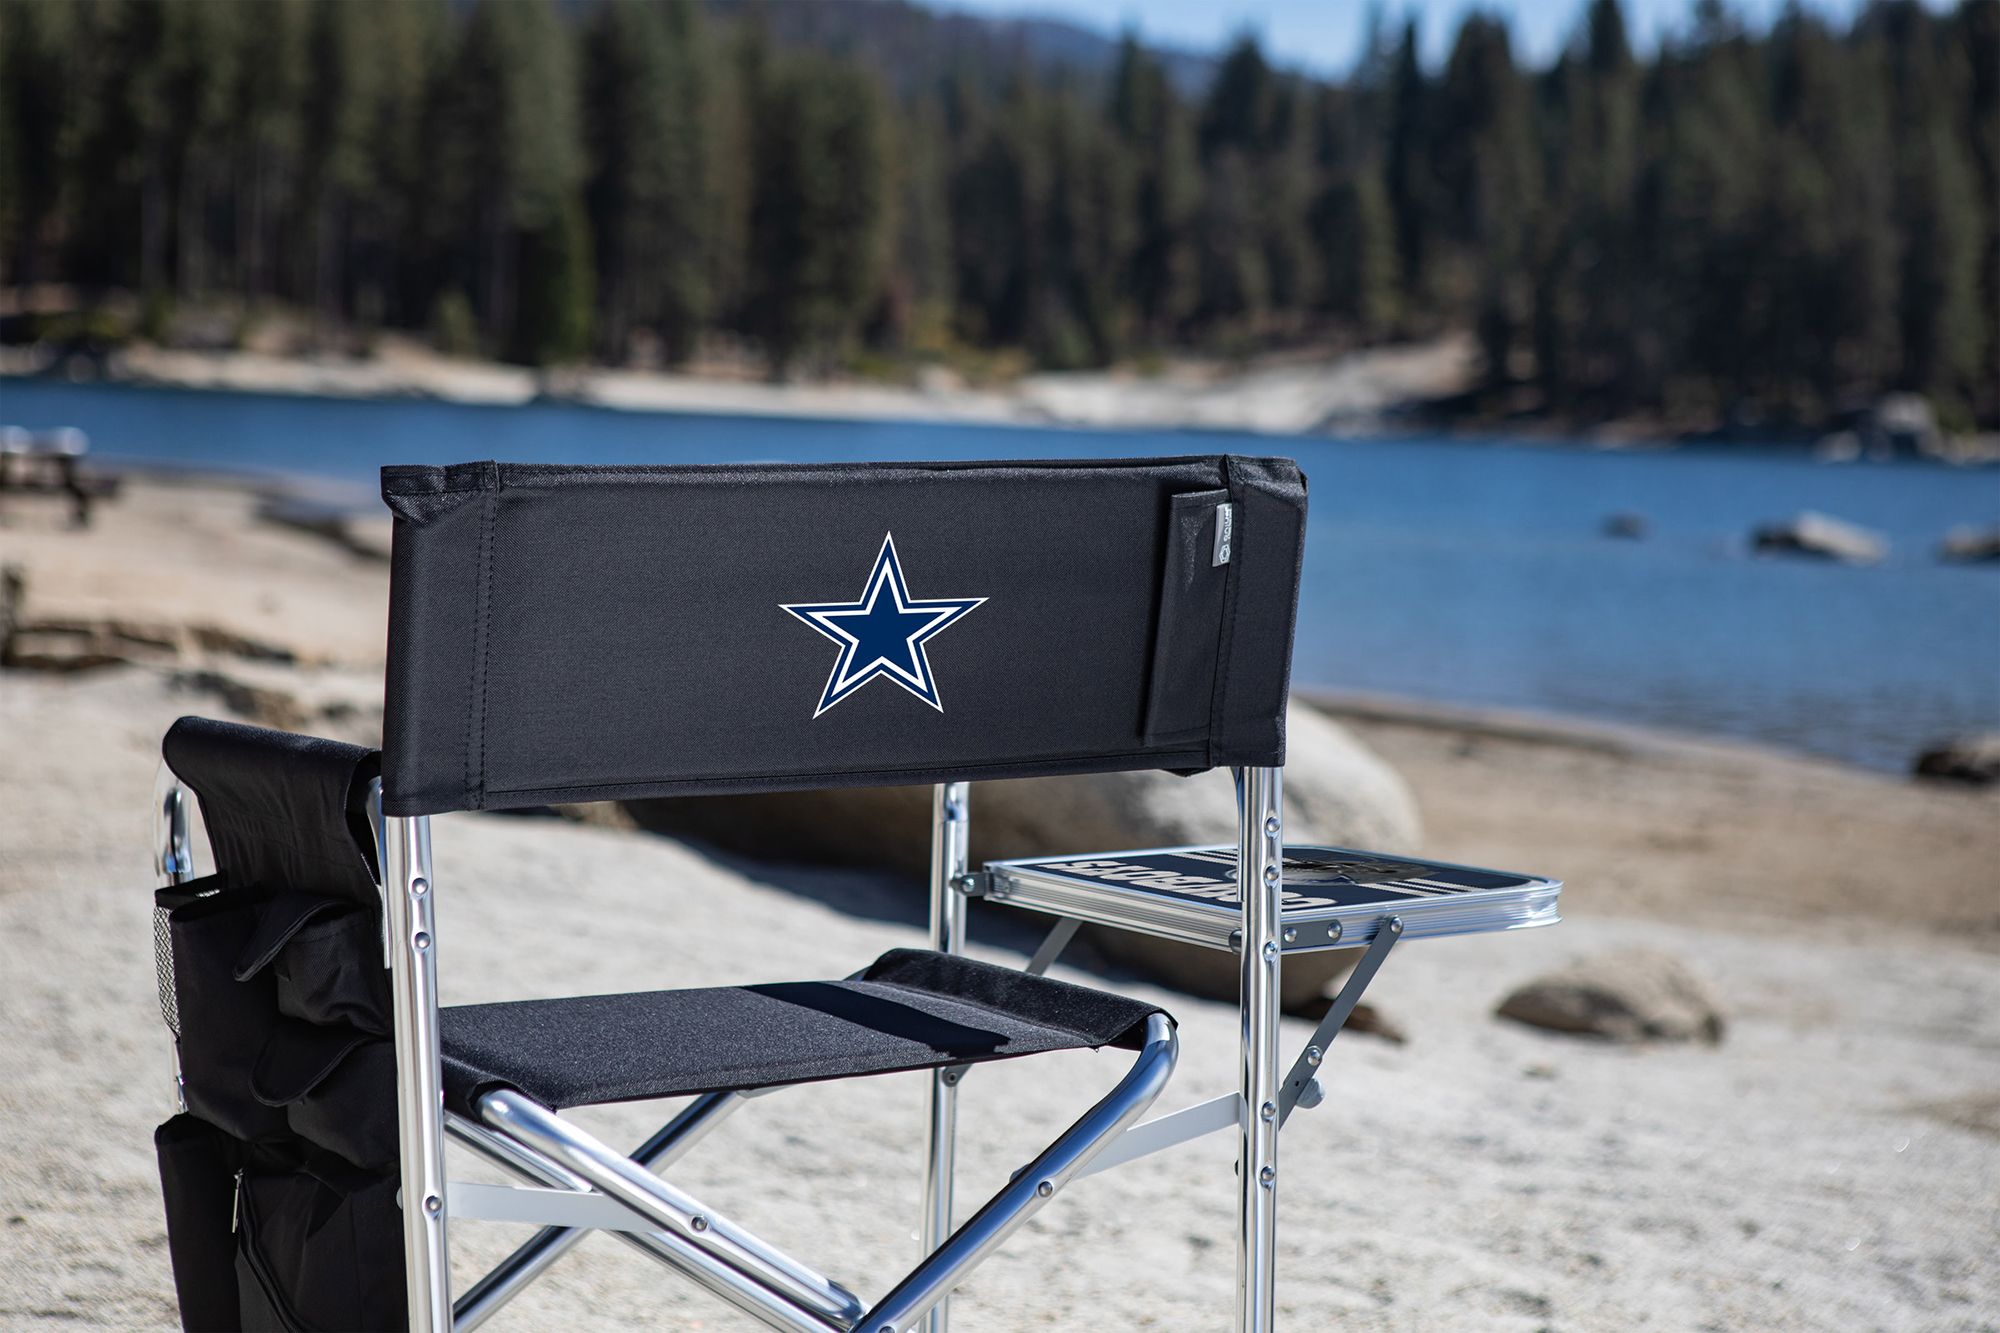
top-left (1496, 950), bottom-right (1724, 1044)
top-left (1750, 511), bottom-right (1887, 564)
top-left (1913, 734), bottom-right (2000, 787)
top-left (624, 701), bottom-right (1423, 1010)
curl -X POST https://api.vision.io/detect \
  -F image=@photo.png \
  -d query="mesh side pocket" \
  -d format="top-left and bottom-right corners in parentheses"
top-left (155, 877), bottom-right (226, 1042)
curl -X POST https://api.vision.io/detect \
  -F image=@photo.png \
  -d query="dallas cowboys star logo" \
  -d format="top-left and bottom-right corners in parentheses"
top-left (782, 534), bottom-right (986, 717)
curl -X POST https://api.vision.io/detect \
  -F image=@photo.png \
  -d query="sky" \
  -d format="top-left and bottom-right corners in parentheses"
top-left (933, 0), bottom-right (1924, 75)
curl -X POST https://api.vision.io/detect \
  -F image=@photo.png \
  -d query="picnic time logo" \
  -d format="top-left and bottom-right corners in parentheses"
top-left (782, 533), bottom-right (985, 717)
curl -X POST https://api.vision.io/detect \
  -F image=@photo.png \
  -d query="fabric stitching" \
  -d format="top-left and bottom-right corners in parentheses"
top-left (466, 479), bottom-right (496, 811)
top-left (475, 746), bottom-right (1208, 801)
top-left (1207, 461), bottom-right (1243, 770)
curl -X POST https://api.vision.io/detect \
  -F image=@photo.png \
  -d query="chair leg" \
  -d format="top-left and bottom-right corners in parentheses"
top-left (861, 1013), bottom-right (1179, 1333)
top-left (921, 781), bottom-right (969, 1333)
top-left (384, 810), bottom-right (452, 1333)
top-left (1235, 767), bottom-right (1283, 1333)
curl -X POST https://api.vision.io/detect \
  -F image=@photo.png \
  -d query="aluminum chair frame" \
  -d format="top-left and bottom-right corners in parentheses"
top-left (156, 755), bottom-right (1413, 1333)
top-left (373, 779), bottom-right (1184, 1333)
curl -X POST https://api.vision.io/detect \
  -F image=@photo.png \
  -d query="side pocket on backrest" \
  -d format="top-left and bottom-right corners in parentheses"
top-left (1142, 490), bottom-right (1233, 748)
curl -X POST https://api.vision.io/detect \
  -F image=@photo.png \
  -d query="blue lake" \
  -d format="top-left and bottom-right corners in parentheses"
top-left (4, 377), bottom-right (1998, 772)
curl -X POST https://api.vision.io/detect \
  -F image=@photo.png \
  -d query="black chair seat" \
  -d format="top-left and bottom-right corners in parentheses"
top-left (439, 948), bottom-right (1169, 1115)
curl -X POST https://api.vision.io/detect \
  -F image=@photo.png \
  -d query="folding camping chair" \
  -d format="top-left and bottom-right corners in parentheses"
top-left (354, 454), bottom-right (1318, 1333)
top-left (152, 454), bottom-right (1561, 1332)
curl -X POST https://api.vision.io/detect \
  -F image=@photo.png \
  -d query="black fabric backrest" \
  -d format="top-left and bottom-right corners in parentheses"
top-left (378, 456), bottom-right (1307, 816)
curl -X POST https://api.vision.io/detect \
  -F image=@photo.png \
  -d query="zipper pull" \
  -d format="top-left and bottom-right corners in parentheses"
top-left (231, 1168), bottom-right (244, 1233)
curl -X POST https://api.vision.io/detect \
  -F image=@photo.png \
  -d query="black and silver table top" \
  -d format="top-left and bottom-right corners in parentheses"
top-left (985, 845), bottom-right (1562, 952)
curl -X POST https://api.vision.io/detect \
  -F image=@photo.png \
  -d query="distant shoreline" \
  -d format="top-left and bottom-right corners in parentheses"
top-left (10, 345), bottom-right (1998, 464)
top-left (3, 334), bottom-right (1476, 439)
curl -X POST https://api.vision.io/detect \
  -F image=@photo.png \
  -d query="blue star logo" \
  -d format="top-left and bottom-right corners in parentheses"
top-left (782, 534), bottom-right (986, 717)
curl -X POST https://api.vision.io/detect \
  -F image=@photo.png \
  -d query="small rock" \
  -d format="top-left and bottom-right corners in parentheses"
top-left (255, 495), bottom-right (393, 563)
top-left (1496, 950), bottom-right (1725, 1044)
top-left (1913, 734), bottom-right (2000, 786)
top-left (1938, 526), bottom-right (2000, 564)
top-left (169, 669), bottom-right (309, 731)
top-left (1286, 991), bottom-right (1408, 1044)
top-left (1750, 511), bottom-right (1888, 564)
top-left (187, 623), bottom-right (298, 664)
top-left (1602, 512), bottom-right (1648, 539)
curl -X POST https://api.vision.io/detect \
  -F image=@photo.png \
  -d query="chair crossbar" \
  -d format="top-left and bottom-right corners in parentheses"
top-left (1077, 1091), bottom-right (1243, 1179)
top-left (450, 1181), bottom-right (674, 1232)
top-left (480, 1089), bottom-right (867, 1327)
top-left (448, 1089), bottom-right (745, 1328)
top-left (448, 1099), bottom-right (847, 1333)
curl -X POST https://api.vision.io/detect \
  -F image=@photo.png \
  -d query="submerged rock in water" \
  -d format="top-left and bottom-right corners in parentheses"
top-left (1496, 950), bottom-right (1725, 1044)
top-left (1602, 512), bottom-right (1648, 539)
top-left (1913, 735), bottom-right (2000, 786)
top-left (1938, 526), bottom-right (2000, 564)
top-left (1750, 511), bottom-right (1888, 564)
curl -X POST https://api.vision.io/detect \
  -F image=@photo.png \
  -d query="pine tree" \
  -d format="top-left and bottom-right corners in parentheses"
top-left (746, 53), bottom-right (890, 375)
top-left (1110, 35), bottom-right (1196, 343)
top-left (585, 0), bottom-right (714, 364)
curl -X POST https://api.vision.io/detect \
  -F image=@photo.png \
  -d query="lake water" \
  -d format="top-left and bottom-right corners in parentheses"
top-left (5, 377), bottom-right (1997, 772)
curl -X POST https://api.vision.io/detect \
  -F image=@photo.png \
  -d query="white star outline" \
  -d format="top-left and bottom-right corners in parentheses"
top-left (780, 533), bottom-right (987, 717)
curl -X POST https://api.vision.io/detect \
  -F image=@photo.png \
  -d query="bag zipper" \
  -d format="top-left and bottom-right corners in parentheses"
top-left (234, 1170), bottom-right (312, 1332)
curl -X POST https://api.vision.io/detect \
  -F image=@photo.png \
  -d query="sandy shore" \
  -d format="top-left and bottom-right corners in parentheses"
top-left (1, 480), bottom-right (1996, 1330)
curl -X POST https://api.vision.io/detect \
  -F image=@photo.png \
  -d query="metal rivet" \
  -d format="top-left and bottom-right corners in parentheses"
top-left (1305, 1045), bottom-right (1322, 1067)
top-left (1387, 916), bottom-right (1405, 937)
top-left (1263, 816), bottom-right (1281, 837)
top-left (1035, 1180), bottom-right (1053, 1198)
top-left (423, 1194), bottom-right (442, 1215)
top-left (1262, 941), bottom-right (1278, 962)
top-left (690, 1215), bottom-right (709, 1233)
top-left (1229, 929), bottom-right (1243, 949)
top-left (413, 932), bottom-right (431, 951)
top-left (1259, 1100), bottom-right (1276, 1122)
top-left (410, 878), bottom-right (429, 897)
top-left (1263, 864), bottom-right (1280, 884)
top-left (1326, 922), bottom-right (1343, 942)
top-left (1258, 1166), bottom-right (1276, 1187)
top-left (1282, 927), bottom-right (1297, 944)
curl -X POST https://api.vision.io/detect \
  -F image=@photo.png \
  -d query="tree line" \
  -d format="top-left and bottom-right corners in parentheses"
top-left (1, 0), bottom-right (1994, 429)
